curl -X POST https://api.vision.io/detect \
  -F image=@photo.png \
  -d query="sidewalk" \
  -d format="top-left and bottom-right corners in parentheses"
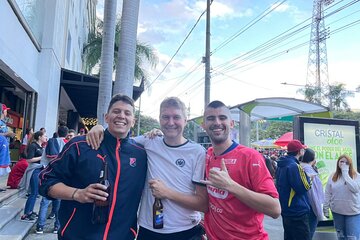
top-left (24, 215), bottom-right (335, 240)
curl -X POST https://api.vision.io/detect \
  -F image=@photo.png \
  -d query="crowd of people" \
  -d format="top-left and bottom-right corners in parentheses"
top-left (1, 96), bottom-right (360, 239)
top-left (0, 105), bottom-right (87, 234)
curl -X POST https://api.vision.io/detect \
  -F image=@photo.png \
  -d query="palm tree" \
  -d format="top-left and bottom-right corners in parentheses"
top-left (298, 83), bottom-right (354, 111)
top-left (114, 0), bottom-right (140, 97)
top-left (326, 83), bottom-right (354, 111)
top-left (96, 0), bottom-right (117, 125)
top-left (82, 19), bottom-right (158, 89)
top-left (297, 86), bottom-right (322, 104)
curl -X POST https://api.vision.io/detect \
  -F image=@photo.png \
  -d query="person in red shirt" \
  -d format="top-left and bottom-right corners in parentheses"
top-left (7, 153), bottom-right (29, 189)
top-left (201, 100), bottom-right (281, 240)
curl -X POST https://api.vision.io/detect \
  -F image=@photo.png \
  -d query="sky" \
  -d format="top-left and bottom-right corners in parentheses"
top-left (96, 0), bottom-right (360, 119)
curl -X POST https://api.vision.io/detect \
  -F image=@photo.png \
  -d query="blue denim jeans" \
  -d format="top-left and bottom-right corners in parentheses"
top-left (333, 212), bottom-right (360, 240)
top-left (24, 168), bottom-right (41, 215)
top-left (37, 197), bottom-right (61, 228)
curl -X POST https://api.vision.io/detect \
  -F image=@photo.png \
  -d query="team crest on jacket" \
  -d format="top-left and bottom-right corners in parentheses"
top-left (175, 158), bottom-right (185, 167)
top-left (129, 158), bottom-right (136, 167)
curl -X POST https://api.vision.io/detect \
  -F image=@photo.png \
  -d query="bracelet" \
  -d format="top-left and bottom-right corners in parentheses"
top-left (71, 188), bottom-right (79, 201)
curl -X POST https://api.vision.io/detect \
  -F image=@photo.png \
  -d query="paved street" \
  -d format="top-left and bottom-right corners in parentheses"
top-left (25, 214), bottom-right (335, 240)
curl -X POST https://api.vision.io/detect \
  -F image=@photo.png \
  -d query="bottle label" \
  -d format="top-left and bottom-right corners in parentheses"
top-left (154, 211), bottom-right (163, 225)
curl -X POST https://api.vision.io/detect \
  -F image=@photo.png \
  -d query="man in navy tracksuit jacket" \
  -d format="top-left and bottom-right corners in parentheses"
top-left (276, 140), bottom-right (312, 240)
top-left (39, 94), bottom-right (147, 240)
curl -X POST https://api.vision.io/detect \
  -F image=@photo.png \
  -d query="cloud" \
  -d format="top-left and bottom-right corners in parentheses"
top-left (271, 2), bottom-right (290, 13)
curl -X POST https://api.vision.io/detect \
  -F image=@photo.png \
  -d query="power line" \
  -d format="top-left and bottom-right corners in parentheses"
top-left (212, 0), bottom-right (360, 75)
top-left (211, 0), bottom-right (288, 55)
top-left (147, 3), bottom-right (212, 89)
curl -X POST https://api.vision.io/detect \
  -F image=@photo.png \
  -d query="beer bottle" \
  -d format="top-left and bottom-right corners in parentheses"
top-left (153, 198), bottom-right (164, 229)
top-left (92, 161), bottom-right (111, 224)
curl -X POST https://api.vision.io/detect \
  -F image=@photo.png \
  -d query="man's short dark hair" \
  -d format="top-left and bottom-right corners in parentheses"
top-left (68, 129), bottom-right (76, 134)
top-left (206, 100), bottom-right (227, 109)
top-left (58, 126), bottom-right (69, 138)
top-left (108, 94), bottom-right (135, 113)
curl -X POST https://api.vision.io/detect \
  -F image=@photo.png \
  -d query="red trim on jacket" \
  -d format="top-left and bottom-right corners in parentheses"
top-left (61, 208), bottom-right (77, 237)
top-left (103, 139), bottom-right (122, 240)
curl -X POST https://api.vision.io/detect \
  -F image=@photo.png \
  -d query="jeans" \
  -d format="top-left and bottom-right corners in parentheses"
top-left (332, 212), bottom-right (360, 240)
top-left (282, 213), bottom-right (311, 240)
top-left (309, 209), bottom-right (318, 239)
top-left (24, 168), bottom-right (41, 215)
top-left (37, 197), bottom-right (60, 228)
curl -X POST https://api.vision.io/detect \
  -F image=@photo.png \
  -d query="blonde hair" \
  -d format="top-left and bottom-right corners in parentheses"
top-left (160, 97), bottom-right (187, 118)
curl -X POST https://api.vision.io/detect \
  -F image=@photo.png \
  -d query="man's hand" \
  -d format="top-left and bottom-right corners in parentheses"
top-left (200, 159), bottom-right (235, 191)
top-left (143, 128), bottom-right (163, 139)
top-left (148, 179), bottom-right (171, 199)
top-left (73, 183), bottom-right (109, 203)
top-left (86, 125), bottom-right (104, 150)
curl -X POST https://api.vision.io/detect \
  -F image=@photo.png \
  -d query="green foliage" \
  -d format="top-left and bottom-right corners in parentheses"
top-left (184, 121), bottom-right (195, 141)
top-left (250, 110), bottom-right (360, 142)
top-left (297, 86), bottom-right (322, 104)
top-left (297, 83), bottom-right (354, 111)
top-left (133, 111), bottom-right (159, 136)
top-left (82, 18), bottom-right (158, 87)
top-left (332, 110), bottom-right (360, 125)
top-left (250, 121), bottom-right (292, 141)
top-left (327, 83), bottom-right (354, 111)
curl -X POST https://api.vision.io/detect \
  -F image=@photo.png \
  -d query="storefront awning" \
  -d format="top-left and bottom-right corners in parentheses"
top-left (60, 68), bottom-right (144, 118)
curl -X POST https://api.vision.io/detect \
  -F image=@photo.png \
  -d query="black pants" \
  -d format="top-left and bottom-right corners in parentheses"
top-left (137, 225), bottom-right (205, 240)
top-left (282, 214), bottom-right (311, 240)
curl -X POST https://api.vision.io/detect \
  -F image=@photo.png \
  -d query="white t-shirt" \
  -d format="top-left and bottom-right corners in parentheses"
top-left (135, 136), bottom-right (206, 233)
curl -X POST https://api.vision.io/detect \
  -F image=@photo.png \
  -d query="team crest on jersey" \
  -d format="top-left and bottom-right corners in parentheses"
top-left (129, 158), bottom-right (136, 167)
top-left (175, 158), bottom-right (185, 167)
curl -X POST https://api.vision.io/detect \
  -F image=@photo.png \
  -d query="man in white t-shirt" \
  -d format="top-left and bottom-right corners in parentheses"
top-left (87, 97), bottom-right (207, 240)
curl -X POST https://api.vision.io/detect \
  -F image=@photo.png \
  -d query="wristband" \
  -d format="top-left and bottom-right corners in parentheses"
top-left (71, 188), bottom-right (79, 201)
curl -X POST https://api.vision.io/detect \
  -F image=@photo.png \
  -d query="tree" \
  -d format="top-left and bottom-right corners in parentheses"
top-left (133, 111), bottom-right (159, 136)
top-left (297, 86), bottom-right (322, 104)
top-left (298, 83), bottom-right (354, 111)
top-left (333, 110), bottom-right (360, 125)
top-left (114, 0), bottom-right (140, 97)
top-left (326, 83), bottom-right (354, 111)
top-left (82, 20), bottom-right (158, 88)
top-left (96, 0), bottom-right (117, 126)
top-left (250, 121), bottom-right (292, 141)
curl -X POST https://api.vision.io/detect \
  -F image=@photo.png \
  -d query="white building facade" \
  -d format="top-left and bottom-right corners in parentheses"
top-left (0, 0), bottom-right (96, 136)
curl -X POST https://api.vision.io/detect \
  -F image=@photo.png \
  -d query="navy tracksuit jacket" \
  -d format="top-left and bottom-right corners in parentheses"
top-left (39, 130), bottom-right (147, 240)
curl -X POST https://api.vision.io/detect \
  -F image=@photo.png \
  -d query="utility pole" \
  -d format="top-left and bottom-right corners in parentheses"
top-left (203, 0), bottom-right (211, 109)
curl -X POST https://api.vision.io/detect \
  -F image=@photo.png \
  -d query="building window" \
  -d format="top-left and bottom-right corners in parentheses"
top-left (11, 0), bottom-right (45, 45)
